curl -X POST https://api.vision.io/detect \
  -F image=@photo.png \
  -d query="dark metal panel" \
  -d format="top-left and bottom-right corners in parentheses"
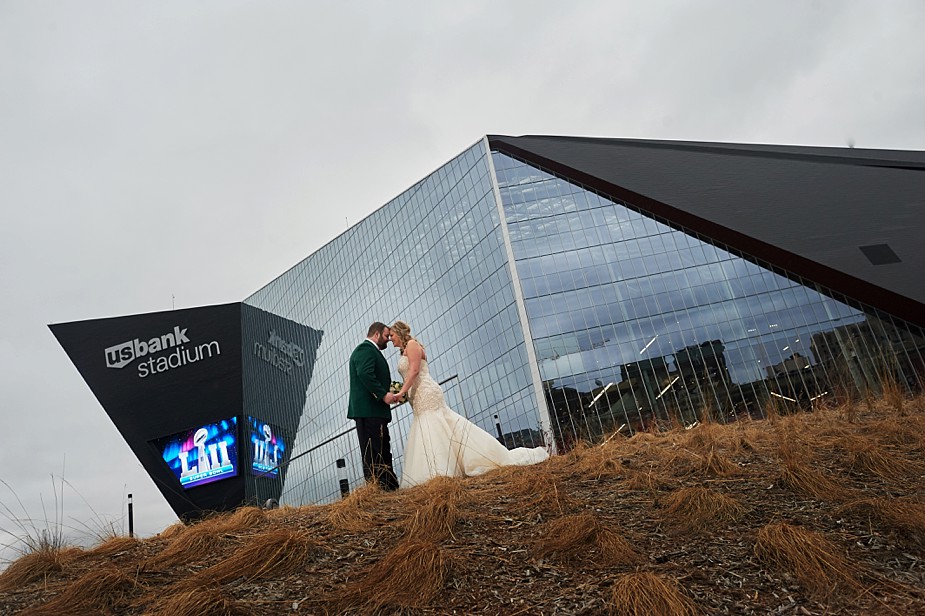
top-left (488, 135), bottom-right (925, 328)
top-left (240, 304), bottom-right (324, 505)
top-left (49, 303), bottom-right (244, 520)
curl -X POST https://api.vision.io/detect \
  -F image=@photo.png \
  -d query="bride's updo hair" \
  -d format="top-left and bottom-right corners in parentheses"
top-left (390, 320), bottom-right (413, 347)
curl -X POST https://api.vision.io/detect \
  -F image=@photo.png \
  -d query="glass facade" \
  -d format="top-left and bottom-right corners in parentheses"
top-left (244, 138), bottom-right (925, 505)
top-left (492, 150), bottom-right (925, 448)
top-left (246, 141), bottom-right (545, 505)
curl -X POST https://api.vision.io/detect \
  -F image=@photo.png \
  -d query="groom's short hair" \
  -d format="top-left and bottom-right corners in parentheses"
top-left (367, 322), bottom-right (389, 338)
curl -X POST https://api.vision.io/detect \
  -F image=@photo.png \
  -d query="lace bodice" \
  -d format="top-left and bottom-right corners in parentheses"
top-left (398, 355), bottom-right (445, 414)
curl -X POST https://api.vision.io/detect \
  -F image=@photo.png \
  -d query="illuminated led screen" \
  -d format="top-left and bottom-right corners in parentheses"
top-left (248, 416), bottom-right (287, 477)
top-left (155, 417), bottom-right (239, 489)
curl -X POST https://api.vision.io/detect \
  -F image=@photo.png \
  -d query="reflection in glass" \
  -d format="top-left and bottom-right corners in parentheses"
top-left (492, 151), bottom-right (925, 450)
top-left (239, 142), bottom-right (925, 503)
top-left (246, 142), bottom-right (545, 504)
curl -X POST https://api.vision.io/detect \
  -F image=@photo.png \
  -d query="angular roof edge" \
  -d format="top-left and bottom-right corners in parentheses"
top-left (488, 135), bottom-right (925, 329)
top-left (488, 134), bottom-right (925, 169)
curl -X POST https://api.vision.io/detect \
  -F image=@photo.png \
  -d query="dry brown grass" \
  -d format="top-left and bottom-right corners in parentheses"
top-left (5, 394), bottom-right (925, 615)
top-left (607, 571), bottom-right (698, 616)
top-left (209, 505), bottom-right (266, 533)
top-left (325, 481), bottom-right (388, 532)
top-left (738, 422), bottom-right (775, 453)
top-left (402, 476), bottom-right (464, 542)
top-left (787, 410), bottom-right (855, 445)
top-left (142, 521), bottom-right (230, 569)
top-left (778, 460), bottom-right (857, 503)
top-left (543, 440), bottom-right (589, 473)
top-left (700, 446), bottom-right (742, 476)
top-left (637, 448), bottom-right (685, 475)
top-left (908, 395), bottom-right (925, 414)
top-left (879, 374), bottom-right (907, 414)
top-left (0, 546), bottom-right (82, 591)
top-left (839, 497), bottom-right (925, 545)
top-left (87, 535), bottom-right (140, 557)
top-left (155, 506), bottom-right (265, 544)
top-left (763, 396), bottom-right (785, 423)
top-left (836, 436), bottom-right (923, 480)
top-left (24, 565), bottom-right (140, 615)
top-left (621, 468), bottom-right (673, 492)
top-left (520, 477), bottom-right (577, 515)
top-left (618, 424), bottom-right (737, 477)
top-left (660, 486), bottom-right (747, 534)
top-left (188, 528), bottom-right (320, 584)
top-left (143, 586), bottom-right (249, 616)
top-left (564, 434), bottom-right (633, 480)
top-left (472, 463), bottom-right (577, 515)
top-left (666, 447), bottom-right (741, 478)
top-left (157, 521), bottom-right (186, 539)
top-left (531, 512), bottom-right (643, 567)
top-left (774, 422), bottom-right (815, 464)
top-left (264, 503), bottom-right (324, 523)
top-left (333, 539), bottom-right (450, 612)
top-left (754, 522), bottom-right (863, 598)
top-left (778, 431), bottom-right (857, 502)
top-left (475, 460), bottom-right (549, 491)
top-left (868, 415), bottom-right (925, 453)
top-left (628, 431), bottom-right (665, 445)
top-left (678, 421), bottom-right (728, 453)
top-left (404, 474), bottom-right (465, 504)
top-left (837, 396), bottom-right (862, 423)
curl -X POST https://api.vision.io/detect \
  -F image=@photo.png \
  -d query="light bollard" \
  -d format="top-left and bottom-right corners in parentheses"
top-left (127, 493), bottom-right (134, 538)
top-left (336, 458), bottom-right (350, 498)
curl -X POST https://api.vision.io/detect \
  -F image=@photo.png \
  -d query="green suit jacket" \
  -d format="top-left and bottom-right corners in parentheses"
top-left (347, 340), bottom-right (392, 420)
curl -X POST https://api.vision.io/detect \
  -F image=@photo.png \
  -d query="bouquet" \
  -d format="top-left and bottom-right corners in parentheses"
top-left (389, 381), bottom-right (407, 404)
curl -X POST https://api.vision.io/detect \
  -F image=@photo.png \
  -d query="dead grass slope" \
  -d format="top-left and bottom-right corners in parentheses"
top-left (3, 397), bottom-right (925, 615)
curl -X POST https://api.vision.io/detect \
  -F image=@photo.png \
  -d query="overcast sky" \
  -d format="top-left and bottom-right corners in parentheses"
top-left (2, 0), bottom-right (924, 559)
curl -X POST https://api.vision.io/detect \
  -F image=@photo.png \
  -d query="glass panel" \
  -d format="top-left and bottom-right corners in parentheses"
top-left (491, 151), bottom-right (925, 449)
top-left (245, 143), bottom-right (543, 504)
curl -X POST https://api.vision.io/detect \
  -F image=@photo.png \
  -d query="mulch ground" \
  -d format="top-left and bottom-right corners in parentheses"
top-left (2, 397), bottom-right (925, 615)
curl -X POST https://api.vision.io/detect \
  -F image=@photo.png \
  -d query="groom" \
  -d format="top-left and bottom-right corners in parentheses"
top-left (347, 322), bottom-right (400, 491)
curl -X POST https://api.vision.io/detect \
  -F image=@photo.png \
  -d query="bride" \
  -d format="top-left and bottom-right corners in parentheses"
top-left (389, 321), bottom-right (549, 488)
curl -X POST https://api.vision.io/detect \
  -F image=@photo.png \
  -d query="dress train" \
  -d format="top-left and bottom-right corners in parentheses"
top-left (398, 356), bottom-right (548, 488)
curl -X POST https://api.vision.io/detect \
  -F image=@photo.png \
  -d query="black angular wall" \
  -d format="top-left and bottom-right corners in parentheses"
top-left (241, 304), bottom-right (323, 507)
top-left (50, 302), bottom-right (323, 520)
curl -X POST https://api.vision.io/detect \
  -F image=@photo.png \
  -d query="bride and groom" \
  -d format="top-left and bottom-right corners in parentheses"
top-left (347, 321), bottom-right (549, 491)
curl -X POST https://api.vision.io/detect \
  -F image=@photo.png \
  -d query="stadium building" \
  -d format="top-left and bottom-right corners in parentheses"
top-left (52, 135), bottom-right (925, 518)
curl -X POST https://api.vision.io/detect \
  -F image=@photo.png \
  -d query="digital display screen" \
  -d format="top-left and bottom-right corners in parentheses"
top-left (248, 416), bottom-right (287, 477)
top-left (155, 417), bottom-right (239, 489)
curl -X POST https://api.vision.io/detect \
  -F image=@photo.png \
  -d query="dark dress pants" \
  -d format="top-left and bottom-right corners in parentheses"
top-left (354, 416), bottom-right (399, 491)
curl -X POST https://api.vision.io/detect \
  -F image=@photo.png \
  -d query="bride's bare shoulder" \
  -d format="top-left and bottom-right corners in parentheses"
top-left (405, 338), bottom-right (426, 360)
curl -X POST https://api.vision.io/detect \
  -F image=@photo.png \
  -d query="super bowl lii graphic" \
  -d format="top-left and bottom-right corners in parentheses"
top-left (249, 416), bottom-right (287, 477)
top-left (158, 417), bottom-right (239, 488)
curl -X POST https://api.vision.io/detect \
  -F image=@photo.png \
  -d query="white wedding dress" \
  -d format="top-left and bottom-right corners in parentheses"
top-left (398, 355), bottom-right (549, 488)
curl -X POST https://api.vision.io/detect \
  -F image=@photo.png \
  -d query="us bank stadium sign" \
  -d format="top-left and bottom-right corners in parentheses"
top-left (253, 329), bottom-right (304, 375)
top-left (104, 325), bottom-right (222, 378)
